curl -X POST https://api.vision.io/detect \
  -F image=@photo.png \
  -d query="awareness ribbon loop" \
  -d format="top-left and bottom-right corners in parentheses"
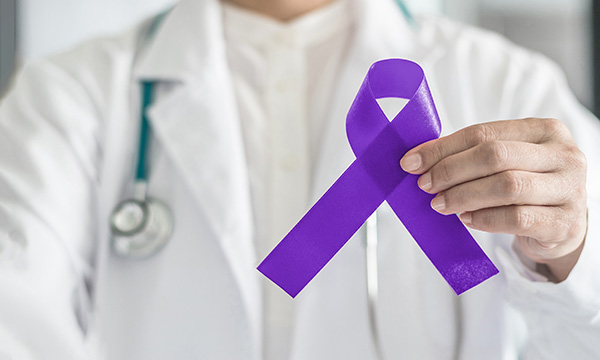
top-left (258, 59), bottom-right (498, 298)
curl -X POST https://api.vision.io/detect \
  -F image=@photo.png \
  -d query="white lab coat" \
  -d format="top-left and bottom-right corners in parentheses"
top-left (1, 0), bottom-right (600, 359)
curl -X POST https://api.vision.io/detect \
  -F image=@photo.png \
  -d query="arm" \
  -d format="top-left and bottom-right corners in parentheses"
top-left (401, 54), bottom-right (600, 358)
top-left (0, 59), bottom-right (101, 358)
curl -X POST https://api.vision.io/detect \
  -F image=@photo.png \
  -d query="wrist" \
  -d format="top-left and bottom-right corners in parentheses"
top-left (539, 211), bottom-right (588, 282)
top-left (537, 239), bottom-right (585, 282)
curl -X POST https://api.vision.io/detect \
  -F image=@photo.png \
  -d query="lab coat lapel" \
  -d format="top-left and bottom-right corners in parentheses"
top-left (133, 0), bottom-right (261, 355)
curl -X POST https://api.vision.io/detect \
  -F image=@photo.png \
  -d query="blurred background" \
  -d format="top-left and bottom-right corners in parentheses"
top-left (0, 0), bottom-right (597, 115)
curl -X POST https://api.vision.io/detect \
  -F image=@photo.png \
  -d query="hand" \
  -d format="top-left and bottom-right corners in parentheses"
top-left (400, 118), bottom-right (587, 282)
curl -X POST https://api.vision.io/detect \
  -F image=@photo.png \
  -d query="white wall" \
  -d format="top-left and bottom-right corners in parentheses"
top-left (479, 0), bottom-right (592, 109)
top-left (405, 0), bottom-right (593, 110)
top-left (18, 0), bottom-right (177, 60)
top-left (16, 0), bottom-right (595, 110)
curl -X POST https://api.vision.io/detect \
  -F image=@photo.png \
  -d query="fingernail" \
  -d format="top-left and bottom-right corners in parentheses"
top-left (400, 154), bottom-right (421, 172)
top-left (460, 212), bottom-right (472, 224)
top-left (418, 173), bottom-right (432, 192)
top-left (431, 195), bottom-right (445, 213)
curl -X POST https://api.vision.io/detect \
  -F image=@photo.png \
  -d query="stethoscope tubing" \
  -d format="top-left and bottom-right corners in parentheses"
top-left (365, 212), bottom-right (385, 360)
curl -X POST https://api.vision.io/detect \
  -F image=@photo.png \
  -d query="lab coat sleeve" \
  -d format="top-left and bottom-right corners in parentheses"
top-left (0, 59), bottom-right (101, 359)
top-left (494, 53), bottom-right (600, 359)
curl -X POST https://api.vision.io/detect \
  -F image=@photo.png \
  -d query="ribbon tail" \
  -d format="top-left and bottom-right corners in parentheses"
top-left (387, 177), bottom-right (499, 295)
top-left (257, 160), bottom-right (387, 297)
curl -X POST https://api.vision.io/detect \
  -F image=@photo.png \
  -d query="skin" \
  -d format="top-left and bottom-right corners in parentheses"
top-left (226, 1), bottom-right (587, 282)
top-left (225, 0), bottom-right (335, 21)
top-left (400, 118), bottom-right (588, 282)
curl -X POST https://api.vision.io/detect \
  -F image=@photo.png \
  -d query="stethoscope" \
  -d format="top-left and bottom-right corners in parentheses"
top-left (362, 5), bottom-right (463, 357)
top-left (108, 2), bottom-right (423, 358)
top-left (110, 80), bottom-right (174, 259)
top-left (363, 5), bottom-right (463, 360)
top-left (364, 213), bottom-right (384, 360)
top-left (109, 10), bottom-right (172, 259)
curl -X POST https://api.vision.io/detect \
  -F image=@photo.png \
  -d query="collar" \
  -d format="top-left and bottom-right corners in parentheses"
top-left (133, 0), bottom-right (226, 82)
top-left (222, 0), bottom-right (352, 49)
top-left (133, 0), bottom-right (419, 83)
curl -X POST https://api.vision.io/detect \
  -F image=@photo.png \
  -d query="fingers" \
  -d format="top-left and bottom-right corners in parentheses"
top-left (398, 117), bottom-right (587, 271)
top-left (400, 118), bottom-right (572, 174)
top-left (459, 205), bottom-right (559, 240)
top-left (459, 205), bottom-right (585, 250)
top-left (417, 141), bottom-right (560, 194)
top-left (430, 170), bottom-right (569, 215)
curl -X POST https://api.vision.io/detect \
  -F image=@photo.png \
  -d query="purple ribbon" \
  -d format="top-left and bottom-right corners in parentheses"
top-left (258, 59), bottom-right (498, 298)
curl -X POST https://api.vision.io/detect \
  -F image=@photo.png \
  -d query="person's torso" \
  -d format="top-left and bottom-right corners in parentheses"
top-left (82, 1), bottom-right (531, 358)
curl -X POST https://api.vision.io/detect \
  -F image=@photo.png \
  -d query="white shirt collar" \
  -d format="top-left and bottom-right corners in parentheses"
top-left (222, 0), bottom-right (352, 49)
top-left (134, 0), bottom-right (416, 83)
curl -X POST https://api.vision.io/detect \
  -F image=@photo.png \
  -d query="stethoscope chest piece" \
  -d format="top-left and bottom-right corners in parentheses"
top-left (110, 198), bottom-right (173, 259)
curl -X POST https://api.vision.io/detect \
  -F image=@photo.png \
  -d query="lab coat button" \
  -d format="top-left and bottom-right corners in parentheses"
top-left (280, 155), bottom-right (300, 172)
